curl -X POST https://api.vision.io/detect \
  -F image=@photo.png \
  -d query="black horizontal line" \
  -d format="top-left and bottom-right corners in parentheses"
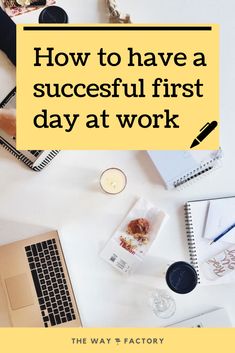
top-left (23, 26), bottom-right (212, 31)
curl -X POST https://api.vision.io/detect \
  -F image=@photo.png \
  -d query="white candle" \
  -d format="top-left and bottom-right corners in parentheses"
top-left (100, 168), bottom-right (127, 194)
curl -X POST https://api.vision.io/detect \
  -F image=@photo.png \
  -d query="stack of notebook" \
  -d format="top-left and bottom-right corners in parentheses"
top-left (148, 150), bottom-right (222, 189)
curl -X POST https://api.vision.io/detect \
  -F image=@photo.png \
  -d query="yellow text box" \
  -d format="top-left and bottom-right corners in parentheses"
top-left (17, 25), bottom-right (219, 150)
top-left (0, 328), bottom-right (234, 353)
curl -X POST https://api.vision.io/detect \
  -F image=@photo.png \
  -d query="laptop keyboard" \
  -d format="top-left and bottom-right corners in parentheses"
top-left (25, 239), bottom-right (76, 327)
top-left (29, 150), bottom-right (42, 157)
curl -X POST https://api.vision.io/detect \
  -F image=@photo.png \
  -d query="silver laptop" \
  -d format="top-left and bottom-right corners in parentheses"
top-left (0, 229), bottom-right (82, 327)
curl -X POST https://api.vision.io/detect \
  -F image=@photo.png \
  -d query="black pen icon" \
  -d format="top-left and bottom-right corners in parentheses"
top-left (190, 121), bottom-right (218, 148)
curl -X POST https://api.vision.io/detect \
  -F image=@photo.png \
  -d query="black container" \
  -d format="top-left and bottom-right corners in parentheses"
top-left (39, 6), bottom-right (68, 23)
top-left (166, 261), bottom-right (198, 294)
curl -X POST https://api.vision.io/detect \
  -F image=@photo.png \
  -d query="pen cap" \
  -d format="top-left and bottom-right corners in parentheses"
top-left (39, 6), bottom-right (69, 23)
top-left (166, 261), bottom-right (198, 294)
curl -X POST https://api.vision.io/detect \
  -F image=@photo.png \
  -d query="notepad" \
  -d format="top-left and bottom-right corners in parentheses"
top-left (204, 198), bottom-right (235, 244)
top-left (185, 196), bottom-right (235, 285)
top-left (147, 150), bottom-right (222, 189)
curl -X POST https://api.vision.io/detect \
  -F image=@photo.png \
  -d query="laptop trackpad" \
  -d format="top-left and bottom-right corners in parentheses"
top-left (5, 274), bottom-right (34, 310)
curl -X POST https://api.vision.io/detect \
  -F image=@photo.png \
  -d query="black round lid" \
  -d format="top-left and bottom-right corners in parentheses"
top-left (166, 261), bottom-right (198, 294)
top-left (39, 6), bottom-right (68, 23)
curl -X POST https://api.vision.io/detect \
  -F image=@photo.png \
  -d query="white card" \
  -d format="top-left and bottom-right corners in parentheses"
top-left (204, 199), bottom-right (235, 244)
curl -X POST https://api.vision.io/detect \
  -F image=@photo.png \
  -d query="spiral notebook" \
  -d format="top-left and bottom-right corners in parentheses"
top-left (184, 196), bottom-right (235, 285)
top-left (147, 150), bottom-right (222, 189)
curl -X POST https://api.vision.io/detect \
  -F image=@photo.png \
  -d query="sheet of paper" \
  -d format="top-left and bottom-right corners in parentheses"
top-left (100, 198), bottom-right (167, 274)
top-left (204, 198), bottom-right (235, 244)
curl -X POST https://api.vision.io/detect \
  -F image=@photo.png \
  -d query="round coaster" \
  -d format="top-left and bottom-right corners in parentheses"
top-left (39, 6), bottom-right (68, 23)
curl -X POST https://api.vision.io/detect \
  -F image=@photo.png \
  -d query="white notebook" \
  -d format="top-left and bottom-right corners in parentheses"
top-left (185, 196), bottom-right (235, 285)
top-left (169, 308), bottom-right (232, 328)
top-left (204, 198), bottom-right (235, 244)
top-left (147, 150), bottom-right (222, 189)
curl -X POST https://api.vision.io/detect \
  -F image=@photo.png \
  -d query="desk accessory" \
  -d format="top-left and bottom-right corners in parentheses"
top-left (100, 198), bottom-right (167, 274)
top-left (106, 0), bottom-right (131, 23)
top-left (150, 289), bottom-right (176, 319)
top-left (210, 223), bottom-right (235, 245)
top-left (39, 5), bottom-right (68, 23)
top-left (168, 308), bottom-right (232, 327)
top-left (150, 261), bottom-right (197, 319)
top-left (165, 261), bottom-right (198, 294)
top-left (100, 168), bottom-right (127, 194)
top-left (148, 149), bottom-right (222, 189)
top-left (184, 196), bottom-right (235, 285)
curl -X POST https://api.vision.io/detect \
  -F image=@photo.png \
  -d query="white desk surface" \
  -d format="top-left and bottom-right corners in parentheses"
top-left (1, 0), bottom-right (235, 327)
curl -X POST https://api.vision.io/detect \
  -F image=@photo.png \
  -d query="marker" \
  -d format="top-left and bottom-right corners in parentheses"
top-left (190, 121), bottom-right (218, 148)
top-left (210, 223), bottom-right (235, 245)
